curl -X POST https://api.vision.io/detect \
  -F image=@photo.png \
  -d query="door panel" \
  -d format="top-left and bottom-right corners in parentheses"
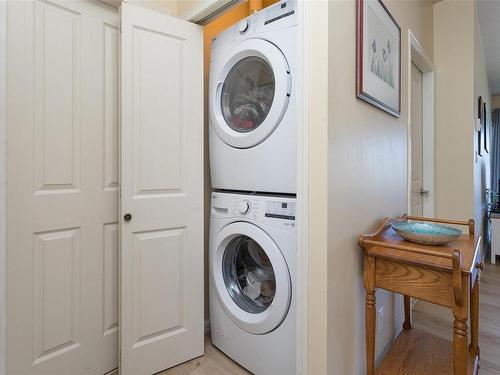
top-left (410, 62), bottom-right (424, 216)
top-left (33, 229), bottom-right (81, 365)
top-left (7, 1), bottom-right (119, 374)
top-left (120, 3), bottom-right (204, 375)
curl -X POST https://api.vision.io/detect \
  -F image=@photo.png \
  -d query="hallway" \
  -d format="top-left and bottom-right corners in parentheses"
top-left (413, 263), bottom-right (500, 375)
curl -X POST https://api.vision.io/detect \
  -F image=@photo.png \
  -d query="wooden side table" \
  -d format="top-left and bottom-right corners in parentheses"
top-left (359, 215), bottom-right (483, 375)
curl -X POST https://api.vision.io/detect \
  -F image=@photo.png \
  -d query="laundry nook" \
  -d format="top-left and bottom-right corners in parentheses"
top-left (1, 0), bottom-right (500, 374)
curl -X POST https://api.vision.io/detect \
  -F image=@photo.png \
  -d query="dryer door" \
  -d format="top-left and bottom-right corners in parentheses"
top-left (209, 39), bottom-right (291, 149)
top-left (212, 222), bottom-right (291, 334)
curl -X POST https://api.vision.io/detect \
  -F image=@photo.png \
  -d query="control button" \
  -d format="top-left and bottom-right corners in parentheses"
top-left (238, 20), bottom-right (250, 34)
top-left (238, 200), bottom-right (250, 214)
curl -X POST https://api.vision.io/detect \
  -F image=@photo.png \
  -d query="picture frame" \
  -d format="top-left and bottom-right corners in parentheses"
top-left (478, 96), bottom-right (482, 157)
top-left (484, 102), bottom-right (489, 153)
top-left (356, 0), bottom-right (401, 117)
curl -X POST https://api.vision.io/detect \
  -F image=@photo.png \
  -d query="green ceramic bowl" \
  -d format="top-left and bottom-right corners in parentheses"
top-left (391, 222), bottom-right (462, 246)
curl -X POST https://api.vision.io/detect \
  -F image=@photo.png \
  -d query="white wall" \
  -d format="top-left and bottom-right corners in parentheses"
top-left (325, 0), bottom-right (434, 373)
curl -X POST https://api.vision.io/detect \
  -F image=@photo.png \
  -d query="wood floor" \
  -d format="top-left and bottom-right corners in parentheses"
top-left (413, 262), bottom-right (500, 375)
top-left (158, 336), bottom-right (251, 375)
top-left (106, 336), bottom-right (250, 375)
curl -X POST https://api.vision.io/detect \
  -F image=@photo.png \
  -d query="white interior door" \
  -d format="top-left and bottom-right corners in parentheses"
top-left (120, 3), bottom-right (204, 375)
top-left (410, 62), bottom-right (424, 216)
top-left (6, 0), bottom-right (119, 374)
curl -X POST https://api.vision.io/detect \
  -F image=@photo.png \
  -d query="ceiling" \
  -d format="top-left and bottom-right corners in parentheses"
top-left (478, 0), bottom-right (500, 94)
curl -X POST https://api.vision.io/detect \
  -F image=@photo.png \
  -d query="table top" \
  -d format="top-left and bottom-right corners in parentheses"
top-left (359, 216), bottom-right (481, 275)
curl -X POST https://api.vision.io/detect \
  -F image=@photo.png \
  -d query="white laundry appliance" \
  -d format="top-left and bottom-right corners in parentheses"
top-left (209, 191), bottom-right (296, 375)
top-left (209, 0), bottom-right (297, 194)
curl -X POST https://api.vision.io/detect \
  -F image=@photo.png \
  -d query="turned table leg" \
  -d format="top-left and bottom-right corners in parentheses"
top-left (469, 277), bottom-right (480, 358)
top-left (453, 316), bottom-right (468, 375)
top-left (364, 255), bottom-right (376, 375)
top-left (452, 276), bottom-right (469, 375)
top-left (403, 295), bottom-right (412, 330)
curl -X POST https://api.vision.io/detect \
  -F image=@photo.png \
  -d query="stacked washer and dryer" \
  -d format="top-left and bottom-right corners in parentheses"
top-left (208, 1), bottom-right (297, 374)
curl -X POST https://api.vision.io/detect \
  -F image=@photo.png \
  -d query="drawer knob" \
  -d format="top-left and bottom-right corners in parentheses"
top-left (475, 262), bottom-right (485, 271)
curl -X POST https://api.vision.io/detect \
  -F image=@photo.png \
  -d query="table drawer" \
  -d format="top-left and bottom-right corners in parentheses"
top-left (375, 258), bottom-right (454, 307)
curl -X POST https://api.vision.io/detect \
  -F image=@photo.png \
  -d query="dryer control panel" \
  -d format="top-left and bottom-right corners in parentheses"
top-left (211, 192), bottom-right (296, 231)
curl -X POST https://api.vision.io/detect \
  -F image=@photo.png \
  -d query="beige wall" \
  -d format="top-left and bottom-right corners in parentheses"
top-left (434, 0), bottom-right (476, 223)
top-left (177, 0), bottom-right (200, 15)
top-left (433, 0), bottom-right (491, 237)
top-left (149, 0), bottom-right (179, 15)
top-left (473, 0), bottom-right (491, 242)
top-left (325, 0), bottom-right (434, 373)
top-left (146, 0), bottom-right (202, 16)
top-left (493, 95), bottom-right (500, 109)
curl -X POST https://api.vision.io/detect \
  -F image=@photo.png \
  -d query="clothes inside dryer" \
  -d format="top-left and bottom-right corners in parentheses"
top-left (221, 56), bottom-right (275, 132)
top-left (222, 235), bottom-right (276, 313)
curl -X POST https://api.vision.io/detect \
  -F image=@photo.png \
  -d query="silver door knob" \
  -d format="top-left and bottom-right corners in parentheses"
top-left (419, 188), bottom-right (430, 196)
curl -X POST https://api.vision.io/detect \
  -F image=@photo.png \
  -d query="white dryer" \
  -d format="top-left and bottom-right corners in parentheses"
top-left (209, 191), bottom-right (296, 375)
top-left (209, 0), bottom-right (297, 194)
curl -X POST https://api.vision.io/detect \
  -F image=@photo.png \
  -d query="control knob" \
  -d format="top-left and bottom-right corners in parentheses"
top-left (238, 20), bottom-right (250, 34)
top-left (238, 200), bottom-right (250, 214)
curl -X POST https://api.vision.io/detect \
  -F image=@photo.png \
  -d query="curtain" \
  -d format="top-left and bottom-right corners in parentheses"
top-left (491, 109), bottom-right (500, 193)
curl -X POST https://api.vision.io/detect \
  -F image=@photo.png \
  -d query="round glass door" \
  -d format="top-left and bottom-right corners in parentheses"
top-left (212, 222), bottom-right (291, 334)
top-left (222, 235), bottom-right (276, 314)
top-left (209, 39), bottom-right (291, 149)
top-left (221, 57), bottom-right (275, 133)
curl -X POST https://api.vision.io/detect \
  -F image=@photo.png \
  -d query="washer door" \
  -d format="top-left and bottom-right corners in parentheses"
top-left (213, 222), bottom-right (291, 334)
top-left (210, 39), bottom-right (291, 149)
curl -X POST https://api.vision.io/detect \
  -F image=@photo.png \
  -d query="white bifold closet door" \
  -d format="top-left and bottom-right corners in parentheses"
top-left (7, 0), bottom-right (204, 374)
top-left (120, 3), bottom-right (204, 375)
top-left (6, 0), bottom-right (120, 374)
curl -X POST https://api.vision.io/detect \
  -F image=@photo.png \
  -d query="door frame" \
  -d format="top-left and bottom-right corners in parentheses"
top-left (407, 30), bottom-right (435, 217)
top-left (184, 2), bottom-right (311, 374)
top-left (0, 1), bottom-right (6, 374)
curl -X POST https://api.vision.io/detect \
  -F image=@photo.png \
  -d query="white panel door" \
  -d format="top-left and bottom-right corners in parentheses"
top-left (410, 62), bottom-right (424, 216)
top-left (120, 3), bottom-right (204, 375)
top-left (6, 1), bottom-right (119, 374)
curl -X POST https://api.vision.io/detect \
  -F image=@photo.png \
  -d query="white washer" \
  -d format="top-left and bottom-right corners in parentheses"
top-left (209, 191), bottom-right (296, 375)
top-left (209, 0), bottom-right (297, 194)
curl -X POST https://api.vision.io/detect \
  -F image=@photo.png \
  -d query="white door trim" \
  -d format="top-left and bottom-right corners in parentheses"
top-left (295, 1), bottom-right (310, 374)
top-left (0, 2), bottom-right (6, 374)
top-left (407, 30), bottom-right (435, 217)
top-left (181, 0), bottom-right (243, 23)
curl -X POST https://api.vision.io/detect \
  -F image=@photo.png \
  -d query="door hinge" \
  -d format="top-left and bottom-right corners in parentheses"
top-left (419, 188), bottom-right (430, 196)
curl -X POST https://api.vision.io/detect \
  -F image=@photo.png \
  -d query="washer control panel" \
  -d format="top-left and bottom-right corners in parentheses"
top-left (211, 192), bottom-right (296, 230)
top-left (231, 197), bottom-right (260, 219)
top-left (265, 201), bottom-right (296, 220)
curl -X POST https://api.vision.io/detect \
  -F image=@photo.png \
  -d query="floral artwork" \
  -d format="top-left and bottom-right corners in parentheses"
top-left (357, 0), bottom-right (401, 117)
top-left (368, 34), bottom-right (396, 88)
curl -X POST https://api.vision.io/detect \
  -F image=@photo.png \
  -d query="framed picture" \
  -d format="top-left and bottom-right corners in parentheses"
top-left (484, 102), bottom-right (489, 153)
top-left (356, 0), bottom-right (401, 117)
top-left (478, 96), bottom-right (482, 157)
top-left (476, 96), bottom-right (483, 131)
